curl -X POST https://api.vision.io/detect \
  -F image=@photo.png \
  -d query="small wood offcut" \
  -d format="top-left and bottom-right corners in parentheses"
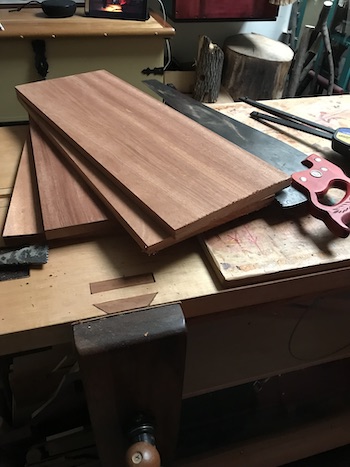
top-left (3, 70), bottom-right (290, 253)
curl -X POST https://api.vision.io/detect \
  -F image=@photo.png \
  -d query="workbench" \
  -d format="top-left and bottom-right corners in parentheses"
top-left (0, 7), bottom-right (174, 122)
top-left (1, 94), bottom-right (350, 466)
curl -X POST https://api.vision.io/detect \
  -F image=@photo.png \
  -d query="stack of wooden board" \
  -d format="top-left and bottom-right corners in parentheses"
top-left (3, 70), bottom-right (290, 253)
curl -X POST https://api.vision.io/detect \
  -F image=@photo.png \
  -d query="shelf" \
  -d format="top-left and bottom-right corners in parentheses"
top-left (0, 8), bottom-right (175, 39)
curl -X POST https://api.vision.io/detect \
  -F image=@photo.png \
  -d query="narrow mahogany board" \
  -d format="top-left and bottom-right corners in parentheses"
top-left (29, 112), bottom-right (171, 252)
top-left (2, 137), bottom-right (44, 243)
top-left (16, 70), bottom-right (290, 239)
top-left (29, 119), bottom-right (111, 240)
top-left (30, 112), bottom-right (272, 253)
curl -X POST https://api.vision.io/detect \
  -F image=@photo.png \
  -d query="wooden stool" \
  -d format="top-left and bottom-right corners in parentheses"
top-left (221, 33), bottom-right (294, 100)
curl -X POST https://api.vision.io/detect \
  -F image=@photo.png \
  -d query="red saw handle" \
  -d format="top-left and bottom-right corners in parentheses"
top-left (292, 154), bottom-right (350, 237)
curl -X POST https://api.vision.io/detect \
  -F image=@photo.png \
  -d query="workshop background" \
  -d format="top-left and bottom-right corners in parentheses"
top-left (1, 0), bottom-right (350, 466)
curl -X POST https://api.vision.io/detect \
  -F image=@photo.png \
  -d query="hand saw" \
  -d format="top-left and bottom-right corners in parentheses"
top-left (144, 80), bottom-right (350, 237)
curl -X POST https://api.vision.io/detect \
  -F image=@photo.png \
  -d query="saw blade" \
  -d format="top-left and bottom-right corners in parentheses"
top-left (144, 80), bottom-right (308, 208)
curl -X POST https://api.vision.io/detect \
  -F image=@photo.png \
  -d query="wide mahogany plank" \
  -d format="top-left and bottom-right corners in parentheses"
top-left (29, 119), bottom-right (111, 240)
top-left (16, 70), bottom-right (290, 238)
top-left (28, 109), bottom-right (274, 253)
top-left (2, 137), bottom-right (44, 244)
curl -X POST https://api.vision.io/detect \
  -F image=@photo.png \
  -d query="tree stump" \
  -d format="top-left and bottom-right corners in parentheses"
top-left (221, 33), bottom-right (294, 100)
top-left (193, 35), bottom-right (224, 103)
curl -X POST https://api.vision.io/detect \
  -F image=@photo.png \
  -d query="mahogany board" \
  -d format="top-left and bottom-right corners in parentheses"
top-left (16, 70), bottom-right (290, 239)
top-left (28, 112), bottom-right (172, 252)
top-left (29, 119), bottom-right (112, 240)
top-left (30, 112), bottom-right (273, 253)
top-left (2, 137), bottom-right (44, 243)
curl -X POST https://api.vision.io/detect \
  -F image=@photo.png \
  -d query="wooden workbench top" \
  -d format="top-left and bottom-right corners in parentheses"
top-left (1, 93), bottom-right (350, 356)
top-left (0, 8), bottom-right (174, 39)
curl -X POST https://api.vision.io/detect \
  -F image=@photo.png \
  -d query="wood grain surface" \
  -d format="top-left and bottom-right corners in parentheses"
top-left (0, 126), bottom-right (28, 197)
top-left (16, 70), bottom-right (290, 239)
top-left (201, 205), bottom-right (350, 287)
top-left (27, 111), bottom-right (172, 252)
top-left (3, 95), bottom-right (350, 356)
top-left (202, 95), bottom-right (350, 286)
top-left (93, 292), bottom-right (158, 314)
top-left (90, 272), bottom-right (155, 294)
top-left (0, 9), bottom-right (175, 39)
top-left (2, 136), bottom-right (44, 243)
top-left (29, 119), bottom-right (111, 240)
top-left (30, 113), bottom-right (274, 253)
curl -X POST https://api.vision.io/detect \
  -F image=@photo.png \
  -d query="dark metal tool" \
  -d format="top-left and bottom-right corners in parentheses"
top-left (240, 96), bottom-right (350, 158)
top-left (143, 79), bottom-right (308, 208)
top-left (0, 244), bottom-right (48, 281)
top-left (0, 244), bottom-right (48, 265)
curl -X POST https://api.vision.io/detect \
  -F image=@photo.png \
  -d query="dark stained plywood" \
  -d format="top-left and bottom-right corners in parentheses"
top-left (16, 70), bottom-right (290, 239)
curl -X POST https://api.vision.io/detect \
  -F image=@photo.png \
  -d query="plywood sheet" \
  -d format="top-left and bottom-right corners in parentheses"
top-left (29, 119), bottom-right (111, 240)
top-left (201, 205), bottom-right (350, 287)
top-left (16, 70), bottom-right (290, 239)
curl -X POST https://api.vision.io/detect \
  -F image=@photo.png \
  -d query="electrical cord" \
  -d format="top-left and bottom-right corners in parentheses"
top-left (9, 0), bottom-right (41, 11)
top-left (156, 0), bottom-right (172, 70)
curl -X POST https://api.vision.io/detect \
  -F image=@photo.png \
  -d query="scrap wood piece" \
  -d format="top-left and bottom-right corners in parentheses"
top-left (93, 292), bottom-right (158, 314)
top-left (29, 119), bottom-right (112, 240)
top-left (193, 35), bottom-right (224, 103)
top-left (200, 201), bottom-right (350, 288)
top-left (2, 137), bottom-right (44, 244)
top-left (16, 70), bottom-right (290, 242)
top-left (90, 272), bottom-right (155, 294)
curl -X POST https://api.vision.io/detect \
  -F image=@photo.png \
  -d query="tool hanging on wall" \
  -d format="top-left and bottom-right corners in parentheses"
top-left (32, 40), bottom-right (49, 79)
top-left (240, 96), bottom-right (350, 157)
top-left (268, 0), bottom-right (298, 5)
